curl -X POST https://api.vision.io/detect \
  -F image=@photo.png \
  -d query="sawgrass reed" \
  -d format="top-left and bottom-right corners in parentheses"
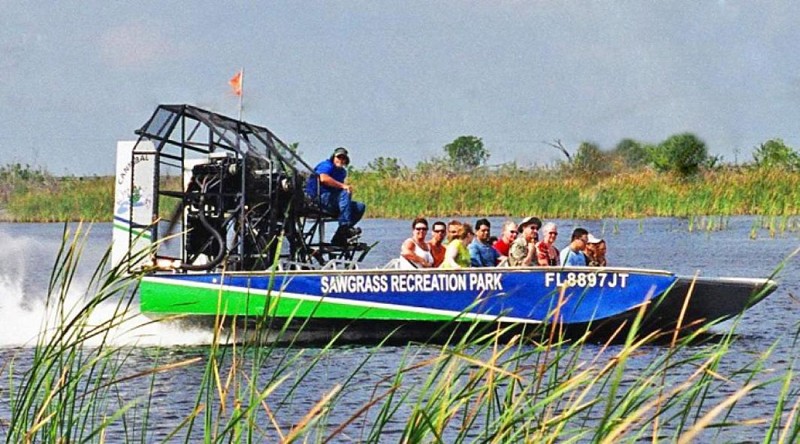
top-left (353, 167), bottom-right (800, 220)
top-left (3, 177), bottom-right (112, 222)
top-left (2, 229), bottom-right (798, 442)
top-left (3, 166), bottom-right (800, 223)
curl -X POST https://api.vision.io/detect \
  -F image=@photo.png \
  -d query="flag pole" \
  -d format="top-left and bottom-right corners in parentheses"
top-left (237, 67), bottom-right (244, 121)
top-left (233, 67), bottom-right (245, 260)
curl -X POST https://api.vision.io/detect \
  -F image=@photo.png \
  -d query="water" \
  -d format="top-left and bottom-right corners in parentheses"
top-left (0, 217), bottom-right (798, 441)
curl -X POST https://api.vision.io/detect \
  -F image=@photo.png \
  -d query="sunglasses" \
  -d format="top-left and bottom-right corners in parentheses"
top-left (414, 226), bottom-right (428, 231)
top-left (433, 229), bottom-right (445, 233)
top-left (509, 230), bottom-right (518, 234)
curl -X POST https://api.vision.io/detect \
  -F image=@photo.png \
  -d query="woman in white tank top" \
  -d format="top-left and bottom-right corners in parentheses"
top-left (400, 217), bottom-right (434, 268)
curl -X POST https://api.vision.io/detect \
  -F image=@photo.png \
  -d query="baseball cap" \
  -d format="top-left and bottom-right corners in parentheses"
top-left (587, 234), bottom-right (603, 244)
top-left (333, 147), bottom-right (349, 159)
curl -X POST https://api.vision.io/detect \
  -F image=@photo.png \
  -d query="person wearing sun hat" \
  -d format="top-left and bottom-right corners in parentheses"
top-left (508, 216), bottom-right (541, 267)
top-left (305, 147), bottom-right (366, 245)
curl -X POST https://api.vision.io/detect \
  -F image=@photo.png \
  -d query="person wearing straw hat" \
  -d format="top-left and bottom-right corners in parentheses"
top-left (305, 147), bottom-right (366, 245)
top-left (508, 216), bottom-right (541, 267)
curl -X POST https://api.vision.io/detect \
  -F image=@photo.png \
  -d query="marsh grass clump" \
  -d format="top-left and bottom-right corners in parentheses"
top-left (2, 175), bottom-right (112, 222)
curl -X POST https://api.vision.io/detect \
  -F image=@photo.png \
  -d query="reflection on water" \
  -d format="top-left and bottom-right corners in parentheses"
top-left (0, 217), bottom-right (798, 441)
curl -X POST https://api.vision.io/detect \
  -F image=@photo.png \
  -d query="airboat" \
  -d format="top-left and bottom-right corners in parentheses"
top-left (112, 104), bottom-right (777, 343)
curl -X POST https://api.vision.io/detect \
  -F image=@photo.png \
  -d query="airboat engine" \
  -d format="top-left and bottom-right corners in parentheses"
top-left (182, 152), bottom-right (295, 271)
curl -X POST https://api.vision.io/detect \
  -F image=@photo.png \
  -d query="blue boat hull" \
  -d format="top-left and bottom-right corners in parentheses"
top-left (136, 266), bottom-right (777, 343)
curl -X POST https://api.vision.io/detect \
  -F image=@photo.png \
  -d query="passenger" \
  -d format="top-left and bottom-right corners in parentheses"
top-left (585, 234), bottom-right (607, 266)
top-left (536, 222), bottom-right (560, 266)
top-left (445, 219), bottom-right (462, 244)
top-left (469, 218), bottom-right (500, 267)
top-left (508, 216), bottom-right (540, 266)
top-left (440, 223), bottom-right (473, 269)
top-left (400, 217), bottom-right (435, 268)
top-left (428, 220), bottom-right (447, 267)
top-left (560, 228), bottom-right (589, 266)
top-left (492, 220), bottom-right (518, 260)
top-left (304, 147), bottom-right (366, 245)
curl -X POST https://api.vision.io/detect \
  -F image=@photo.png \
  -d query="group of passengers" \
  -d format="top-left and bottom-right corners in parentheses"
top-left (401, 217), bottom-right (607, 269)
top-left (304, 147), bottom-right (608, 267)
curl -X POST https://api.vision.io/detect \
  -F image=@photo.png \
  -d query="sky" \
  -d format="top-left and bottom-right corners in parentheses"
top-left (2, 1), bottom-right (800, 175)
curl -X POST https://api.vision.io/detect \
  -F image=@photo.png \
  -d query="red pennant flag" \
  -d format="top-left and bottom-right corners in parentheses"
top-left (229, 71), bottom-right (242, 96)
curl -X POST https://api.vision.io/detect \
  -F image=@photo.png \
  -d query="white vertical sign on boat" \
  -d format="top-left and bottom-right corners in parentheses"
top-left (112, 140), bottom-right (155, 269)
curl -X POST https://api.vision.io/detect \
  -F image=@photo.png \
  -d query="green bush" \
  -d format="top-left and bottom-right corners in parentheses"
top-left (650, 133), bottom-right (708, 178)
top-left (753, 138), bottom-right (800, 170)
top-left (569, 141), bottom-right (609, 176)
top-left (613, 138), bottom-right (650, 169)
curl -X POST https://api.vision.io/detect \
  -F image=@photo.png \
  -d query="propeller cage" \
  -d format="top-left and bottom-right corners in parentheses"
top-left (122, 104), bottom-right (344, 272)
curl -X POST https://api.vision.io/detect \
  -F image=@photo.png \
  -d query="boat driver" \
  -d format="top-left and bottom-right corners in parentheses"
top-left (305, 147), bottom-right (366, 245)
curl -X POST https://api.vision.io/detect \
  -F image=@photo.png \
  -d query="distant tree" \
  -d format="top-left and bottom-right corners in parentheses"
top-left (650, 133), bottom-right (708, 178)
top-left (613, 138), bottom-right (650, 169)
top-left (365, 156), bottom-right (403, 176)
top-left (444, 136), bottom-right (489, 172)
top-left (753, 138), bottom-right (800, 170)
top-left (570, 142), bottom-right (608, 175)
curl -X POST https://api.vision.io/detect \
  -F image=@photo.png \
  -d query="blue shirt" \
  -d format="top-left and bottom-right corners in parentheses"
top-left (469, 240), bottom-right (500, 267)
top-left (305, 159), bottom-right (347, 196)
top-left (560, 247), bottom-right (587, 267)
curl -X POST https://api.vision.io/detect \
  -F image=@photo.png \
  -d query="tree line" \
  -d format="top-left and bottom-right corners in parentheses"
top-left (361, 134), bottom-right (800, 179)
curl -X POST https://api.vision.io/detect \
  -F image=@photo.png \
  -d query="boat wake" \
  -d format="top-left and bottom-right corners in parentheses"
top-left (0, 281), bottom-right (216, 348)
top-left (0, 231), bottom-right (214, 348)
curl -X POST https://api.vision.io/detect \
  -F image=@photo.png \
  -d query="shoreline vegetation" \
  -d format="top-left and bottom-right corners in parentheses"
top-left (2, 134), bottom-right (800, 223)
top-left (2, 165), bottom-right (800, 224)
